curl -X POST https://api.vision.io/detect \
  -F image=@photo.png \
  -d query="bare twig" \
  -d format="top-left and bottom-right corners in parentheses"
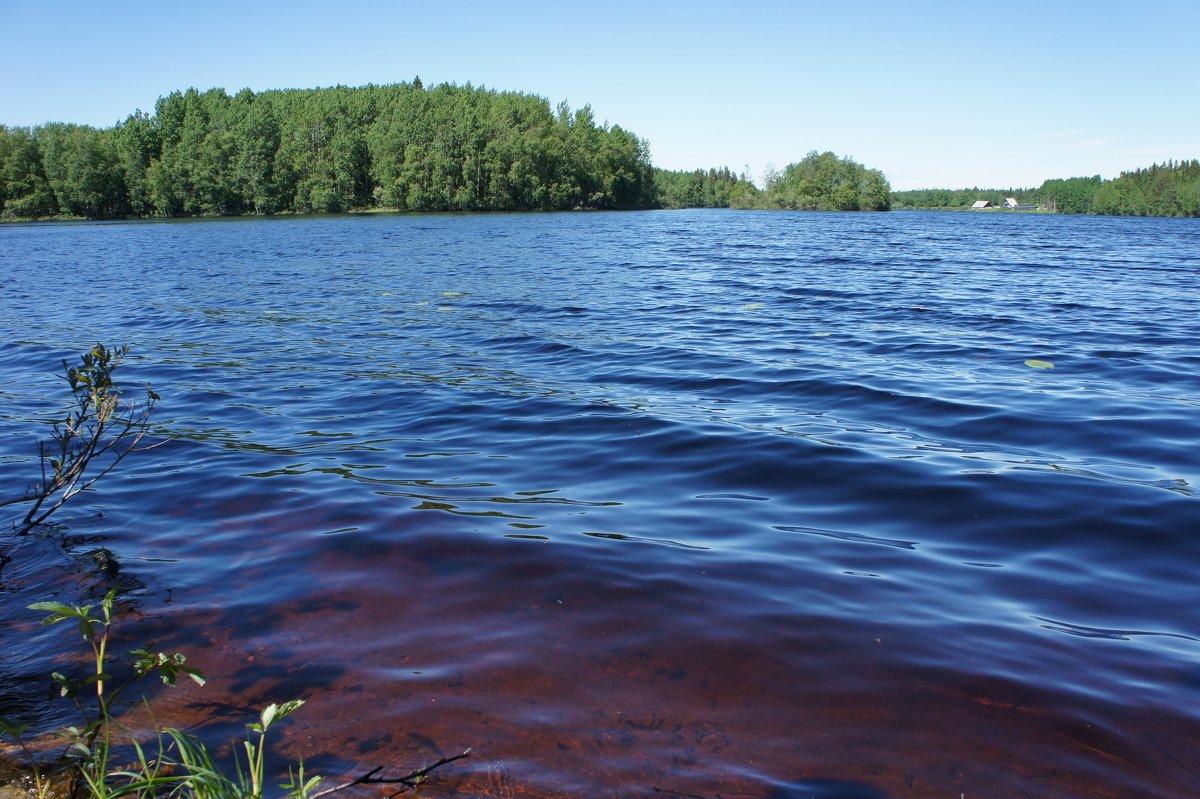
top-left (3, 343), bottom-right (160, 538)
top-left (651, 787), bottom-right (718, 799)
top-left (310, 749), bottom-right (473, 798)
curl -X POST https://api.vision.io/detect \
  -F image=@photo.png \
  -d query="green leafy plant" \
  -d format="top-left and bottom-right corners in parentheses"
top-left (238, 700), bottom-right (308, 799)
top-left (17, 588), bottom-right (203, 797)
top-left (106, 702), bottom-right (314, 799)
top-left (0, 588), bottom-right (315, 799)
top-left (30, 588), bottom-right (204, 742)
top-left (1, 343), bottom-right (164, 799)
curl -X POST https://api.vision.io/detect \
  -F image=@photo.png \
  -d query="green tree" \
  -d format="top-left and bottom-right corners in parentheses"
top-left (1036, 175), bottom-right (1100, 214)
top-left (35, 124), bottom-right (127, 219)
top-left (5, 80), bottom-right (669, 218)
top-left (115, 111), bottom-right (160, 216)
top-left (654, 165), bottom-right (757, 209)
top-left (1, 126), bottom-right (59, 218)
top-left (146, 89), bottom-right (201, 215)
top-left (765, 151), bottom-right (890, 211)
top-left (231, 89), bottom-right (283, 214)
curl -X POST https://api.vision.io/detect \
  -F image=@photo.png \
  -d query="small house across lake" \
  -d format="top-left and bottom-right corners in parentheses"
top-left (1005, 196), bottom-right (1040, 210)
top-left (971, 197), bottom-right (1041, 211)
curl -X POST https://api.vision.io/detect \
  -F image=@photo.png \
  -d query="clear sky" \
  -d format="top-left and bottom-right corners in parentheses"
top-left (3, 0), bottom-right (1198, 190)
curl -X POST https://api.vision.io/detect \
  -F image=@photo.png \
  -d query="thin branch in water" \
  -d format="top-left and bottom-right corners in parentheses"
top-left (651, 787), bottom-right (719, 799)
top-left (310, 749), bottom-right (472, 798)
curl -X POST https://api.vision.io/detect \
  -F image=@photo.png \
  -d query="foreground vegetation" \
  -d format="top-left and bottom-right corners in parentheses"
top-left (892, 160), bottom-right (1200, 217)
top-left (1, 347), bottom-right (468, 798)
top-left (2, 589), bottom-right (467, 799)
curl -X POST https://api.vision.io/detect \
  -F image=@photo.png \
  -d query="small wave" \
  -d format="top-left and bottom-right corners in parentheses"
top-left (1033, 617), bottom-right (1199, 643)
top-left (694, 493), bottom-right (770, 501)
top-left (773, 525), bottom-right (917, 550)
top-left (583, 531), bottom-right (710, 550)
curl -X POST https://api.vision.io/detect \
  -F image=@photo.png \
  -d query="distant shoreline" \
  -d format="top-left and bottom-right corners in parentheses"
top-left (2, 81), bottom-right (1196, 221)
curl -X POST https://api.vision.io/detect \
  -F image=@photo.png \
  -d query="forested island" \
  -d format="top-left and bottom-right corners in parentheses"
top-left (892, 160), bottom-right (1200, 217)
top-left (656, 152), bottom-right (891, 212)
top-left (0, 79), bottom-right (891, 220)
top-left (0, 80), bottom-right (657, 217)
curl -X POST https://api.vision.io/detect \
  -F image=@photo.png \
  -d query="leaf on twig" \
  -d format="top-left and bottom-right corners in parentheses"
top-left (132, 649), bottom-right (208, 686)
top-left (0, 716), bottom-right (29, 737)
top-left (28, 600), bottom-right (79, 623)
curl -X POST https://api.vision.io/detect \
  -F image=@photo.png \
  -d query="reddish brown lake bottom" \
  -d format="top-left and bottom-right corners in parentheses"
top-left (112, 529), bottom-right (1198, 799)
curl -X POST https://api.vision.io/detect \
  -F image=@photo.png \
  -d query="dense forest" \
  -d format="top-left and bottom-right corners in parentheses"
top-left (0, 80), bottom-right (659, 218)
top-left (653, 166), bottom-right (758, 209)
top-left (1, 81), bottom-right (897, 220)
top-left (890, 186), bottom-right (1039, 211)
top-left (752, 151), bottom-right (891, 211)
top-left (1090, 161), bottom-right (1200, 216)
top-left (892, 161), bottom-right (1200, 217)
top-left (23, 78), bottom-right (1194, 219)
top-left (656, 152), bottom-right (891, 212)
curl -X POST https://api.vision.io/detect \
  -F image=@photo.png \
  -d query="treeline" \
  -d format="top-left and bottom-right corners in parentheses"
top-left (1, 81), bottom-right (896, 219)
top-left (1091, 161), bottom-right (1200, 217)
top-left (892, 160), bottom-right (1200, 217)
top-left (653, 166), bottom-right (758, 209)
top-left (0, 79), bottom-right (659, 219)
top-left (752, 151), bottom-right (891, 211)
top-left (890, 187), bottom-right (1037, 211)
top-left (656, 151), bottom-right (891, 212)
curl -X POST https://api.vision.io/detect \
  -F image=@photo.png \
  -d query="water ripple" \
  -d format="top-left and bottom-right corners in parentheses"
top-left (2, 210), bottom-right (1199, 798)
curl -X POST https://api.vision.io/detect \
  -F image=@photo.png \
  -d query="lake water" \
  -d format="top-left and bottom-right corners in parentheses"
top-left (1, 210), bottom-right (1197, 798)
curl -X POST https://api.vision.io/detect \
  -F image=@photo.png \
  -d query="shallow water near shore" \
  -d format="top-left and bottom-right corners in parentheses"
top-left (1, 209), bottom-right (1198, 798)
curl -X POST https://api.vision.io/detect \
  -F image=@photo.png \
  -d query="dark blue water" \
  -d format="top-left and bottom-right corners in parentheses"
top-left (1, 210), bottom-right (1198, 798)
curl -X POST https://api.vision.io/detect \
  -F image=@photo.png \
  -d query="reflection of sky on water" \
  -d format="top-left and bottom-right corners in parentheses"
top-left (1, 210), bottom-right (1198, 797)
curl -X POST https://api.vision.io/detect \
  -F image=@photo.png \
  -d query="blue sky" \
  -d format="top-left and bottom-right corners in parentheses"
top-left (4, 0), bottom-right (1197, 190)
